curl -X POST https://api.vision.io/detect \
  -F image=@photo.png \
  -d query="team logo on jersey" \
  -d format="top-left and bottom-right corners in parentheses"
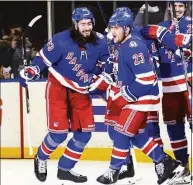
top-left (129, 41), bottom-right (138, 48)
top-left (47, 39), bottom-right (54, 51)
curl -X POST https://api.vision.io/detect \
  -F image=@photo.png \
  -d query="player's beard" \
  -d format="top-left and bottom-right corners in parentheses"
top-left (71, 26), bottom-right (98, 49)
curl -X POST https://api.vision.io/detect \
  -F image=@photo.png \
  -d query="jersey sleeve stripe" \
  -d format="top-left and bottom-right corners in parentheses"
top-left (39, 49), bottom-right (52, 67)
top-left (135, 71), bottom-right (155, 78)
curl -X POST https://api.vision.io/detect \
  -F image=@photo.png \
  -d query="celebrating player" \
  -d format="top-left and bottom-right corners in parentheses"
top-left (19, 7), bottom-right (112, 183)
top-left (141, 1), bottom-right (192, 183)
top-left (89, 9), bottom-right (185, 185)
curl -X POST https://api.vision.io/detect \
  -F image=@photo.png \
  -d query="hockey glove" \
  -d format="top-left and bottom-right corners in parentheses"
top-left (175, 48), bottom-right (192, 61)
top-left (141, 25), bottom-right (168, 40)
top-left (19, 65), bottom-right (40, 87)
top-left (88, 72), bottom-right (113, 95)
top-left (107, 85), bottom-right (129, 110)
top-left (175, 33), bottom-right (192, 48)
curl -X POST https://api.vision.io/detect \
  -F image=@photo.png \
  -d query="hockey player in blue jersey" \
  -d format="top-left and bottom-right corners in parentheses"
top-left (102, 7), bottom-right (164, 183)
top-left (18, 7), bottom-right (112, 183)
top-left (89, 10), bottom-right (185, 185)
top-left (141, 1), bottom-right (192, 183)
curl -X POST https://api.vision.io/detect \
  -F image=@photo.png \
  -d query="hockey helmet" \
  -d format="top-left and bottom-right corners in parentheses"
top-left (108, 11), bottom-right (133, 30)
top-left (72, 7), bottom-right (95, 25)
top-left (168, 0), bottom-right (188, 7)
top-left (113, 7), bottom-right (133, 17)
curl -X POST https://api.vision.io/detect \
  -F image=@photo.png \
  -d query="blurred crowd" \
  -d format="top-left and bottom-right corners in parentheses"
top-left (0, 24), bottom-right (48, 79)
top-left (0, 25), bottom-right (37, 79)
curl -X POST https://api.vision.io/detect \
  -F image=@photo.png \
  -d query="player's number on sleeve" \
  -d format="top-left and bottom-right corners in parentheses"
top-left (132, 53), bottom-right (145, 65)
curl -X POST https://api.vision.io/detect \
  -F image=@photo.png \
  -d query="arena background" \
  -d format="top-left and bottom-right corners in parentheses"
top-left (0, 1), bottom-right (192, 162)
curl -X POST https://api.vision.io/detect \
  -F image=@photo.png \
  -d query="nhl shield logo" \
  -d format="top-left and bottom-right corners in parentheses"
top-left (129, 41), bottom-right (138, 48)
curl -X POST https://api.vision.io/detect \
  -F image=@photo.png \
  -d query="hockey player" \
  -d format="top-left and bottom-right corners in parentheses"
top-left (141, 1), bottom-right (192, 184)
top-left (18, 7), bottom-right (112, 183)
top-left (103, 7), bottom-right (164, 182)
top-left (89, 10), bottom-right (185, 185)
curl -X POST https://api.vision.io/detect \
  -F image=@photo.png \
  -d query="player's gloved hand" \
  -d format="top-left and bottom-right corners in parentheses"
top-left (19, 65), bottom-right (40, 87)
top-left (175, 33), bottom-right (192, 48)
top-left (141, 25), bottom-right (167, 40)
top-left (175, 48), bottom-right (192, 61)
top-left (88, 71), bottom-right (113, 95)
top-left (139, 4), bottom-right (159, 13)
top-left (108, 84), bottom-right (130, 110)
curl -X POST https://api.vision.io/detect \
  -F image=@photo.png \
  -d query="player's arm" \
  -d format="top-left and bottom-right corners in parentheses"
top-left (19, 34), bottom-right (63, 87)
top-left (33, 34), bottom-right (63, 71)
top-left (142, 24), bottom-right (192, 51)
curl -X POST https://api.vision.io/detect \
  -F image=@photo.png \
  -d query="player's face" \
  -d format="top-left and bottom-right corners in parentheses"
top-left (170, 2), bottom-right (186, 19)
top-left (77, 19), bottom-right (93, 38)
top-left (109, 25), bottom-right (125, 43)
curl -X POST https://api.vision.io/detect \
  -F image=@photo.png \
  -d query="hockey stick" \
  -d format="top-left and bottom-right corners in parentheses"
top-left (22, 15), bottom-right (42, 155)
top-left (97, 1), bottom-right (114, 55)
top-left (144, 1), bottom-right (149, 25)
top-left (171, 3), bottom-right (192, 132)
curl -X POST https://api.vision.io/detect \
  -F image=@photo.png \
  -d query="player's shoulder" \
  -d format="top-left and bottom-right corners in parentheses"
top-left (183, 16), bottom-right (192, 22)
top-left (51, 29), bottom-right (72, 48)
top-left (53, 29), bottom-right (71, 40)
top-left (181, 16), bottom-right (192, 27)
top-left (95, 32), bottom-right (108, 47)
top-left (127, 35), bottom-right (146, 49)
top-left (95, 32), bottom-right (105, 40)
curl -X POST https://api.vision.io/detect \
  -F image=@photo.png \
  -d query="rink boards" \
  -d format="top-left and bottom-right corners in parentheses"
top-left (0, 80), bottom-right (192, 161)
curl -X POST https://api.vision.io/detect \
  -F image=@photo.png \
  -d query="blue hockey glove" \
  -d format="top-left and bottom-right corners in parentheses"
top-left (19, 66), bottom-right (40, 87)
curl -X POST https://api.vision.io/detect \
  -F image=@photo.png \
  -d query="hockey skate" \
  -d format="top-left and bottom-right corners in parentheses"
top-left (57, 168), bottom-right (87, 183)
top-left (155, 155), bottom-right (185, 185)
top-left (96, 168), bottom-right (120, 184)
top-left (118, 156), bottom-right (135, 180)
top-left (172, 162), bottom-right (192, 184)
top-left (34, 154), bottom-right (47, 182)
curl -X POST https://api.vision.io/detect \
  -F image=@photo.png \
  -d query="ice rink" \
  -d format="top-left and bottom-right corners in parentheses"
top-left (1, 159), bottom-right (159, 185)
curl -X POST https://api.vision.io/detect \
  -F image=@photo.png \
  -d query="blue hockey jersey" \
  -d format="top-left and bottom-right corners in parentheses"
top-left (115, 35), bottom-right (160, 111)
top-left (158, 16), bottom-right (192, 93)
top-left (32, 29), bottom-right (110, 93)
